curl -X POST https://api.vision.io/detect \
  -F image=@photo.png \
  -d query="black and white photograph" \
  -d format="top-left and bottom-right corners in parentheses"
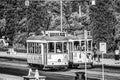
top-left (0, 0), bottom-right (120, 80)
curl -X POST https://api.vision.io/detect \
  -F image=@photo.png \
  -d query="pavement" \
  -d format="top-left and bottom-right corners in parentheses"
top-left (93, 59), bottom-right (120, 67)
top-left (0, 74), bottom-right (23, 80)
top-left (0, 51), bottom-right (27, 60)
top-left (0, 51), bottom-right (120, 80)
top-left (0, 51), bottom-right (120, 67)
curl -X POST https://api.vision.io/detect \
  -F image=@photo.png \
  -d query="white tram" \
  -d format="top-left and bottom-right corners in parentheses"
top-left (69, 30), bottom-right (93, 68)
top-left (26, 31), bottom-right (69, 69)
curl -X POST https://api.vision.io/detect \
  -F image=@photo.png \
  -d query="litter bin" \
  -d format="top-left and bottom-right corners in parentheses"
top-left (115, 50), bottom-right (119, 60)
top-left (75, 72), bottom-right (85, 80)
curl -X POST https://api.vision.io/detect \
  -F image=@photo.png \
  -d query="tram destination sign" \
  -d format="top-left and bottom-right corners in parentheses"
top-left (49, 32), bottom-right (66, 37)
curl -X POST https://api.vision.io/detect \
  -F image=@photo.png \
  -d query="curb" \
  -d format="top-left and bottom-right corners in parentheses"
top-left (93, 63), bottom-right (120, 69)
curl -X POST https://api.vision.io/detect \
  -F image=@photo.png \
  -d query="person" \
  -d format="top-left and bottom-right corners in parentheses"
top-left (115, 47), bottom-right (119, 61)
top-left (97, 49), bottom-right (101, 62)
top-left (92, 45), bottom-right (97, 61)
top-left (57, 48), bottom-right (61, 53)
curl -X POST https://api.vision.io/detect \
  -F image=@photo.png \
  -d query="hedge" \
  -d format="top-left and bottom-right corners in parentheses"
top-left (0, 48), bottom-right (27, 53)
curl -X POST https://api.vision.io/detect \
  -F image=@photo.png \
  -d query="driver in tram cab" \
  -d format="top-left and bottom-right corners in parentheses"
top-left (81, 45), bottom-right (85, 51)
top-left (57, 47), bottom-right (62, 53)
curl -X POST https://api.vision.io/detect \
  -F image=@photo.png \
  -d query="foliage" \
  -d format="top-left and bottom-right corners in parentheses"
top-left (0, 0), bottom-right (119, 52)
top-left (90, 0), bottom-right (117, 51)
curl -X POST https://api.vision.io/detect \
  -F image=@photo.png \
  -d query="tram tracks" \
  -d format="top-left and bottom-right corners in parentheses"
top-left (0, 57), bottom-right (120, 74)
top-left (0, 58), bottom-right (120, 79)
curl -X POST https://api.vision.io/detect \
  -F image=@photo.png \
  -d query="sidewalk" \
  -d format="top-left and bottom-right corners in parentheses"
top-left (93, 59), bottom-right (120, 67)
top-left (0, 51), bottom-right (120, 68)
top-left (0, 51), bottom-right (27, 60)
top-left (0, 73), bottom-right (23, 80)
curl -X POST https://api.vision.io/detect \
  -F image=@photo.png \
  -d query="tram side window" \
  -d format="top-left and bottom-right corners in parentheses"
top-left (37, 43), bottom-right (41, 54)
top-left (74, 41), bottom-right (80, 51)
top-left (88, 40), bottom-right (92, 51)
top-left (48, 42), bottom-right (54, 53)
top-left (81, 41), bottom-right (85, 51)
top-left (69, 42), bottom-right (73, 51)
top-left (33, 43), bottom-right (35, 54)
top-left (56, 42), bottom-right (62, 53)
top-left (64, 42), bottom-right (67, 53)
top-left (28, 43), bottom-right (33, 54)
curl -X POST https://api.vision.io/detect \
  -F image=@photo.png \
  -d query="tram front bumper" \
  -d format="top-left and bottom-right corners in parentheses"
top-left (44, 65), bottom-right (68, 69)
top-left (71, 62), bottom-right (93, 66)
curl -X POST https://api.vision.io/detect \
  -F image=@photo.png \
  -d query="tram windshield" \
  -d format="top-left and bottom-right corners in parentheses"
top-left (48, 42), bottom-right (54, 53)
top-left (48, 42), bottom-right (67, 53)
top-left (88, 40), bottom-right (92, 51)
top-left (28, 42), bottom-right (41, 54)
top-left (74, 41), bottom-right (80, 51)
top-left (56, 42), bottom-right (62, 53)
top-left (81, 41), bottom-right (85, 51)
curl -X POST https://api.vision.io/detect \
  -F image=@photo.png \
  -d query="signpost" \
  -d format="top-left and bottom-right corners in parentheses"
top-left (99, 42), bottom-right (107, 54)
top-left (99, 42), bottom-right (106, 80)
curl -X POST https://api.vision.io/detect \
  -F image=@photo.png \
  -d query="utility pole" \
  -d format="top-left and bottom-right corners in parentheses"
top-left (25, 0), bottom-right (30, 37)
top-left (60, 0), bottom-right (63, 32)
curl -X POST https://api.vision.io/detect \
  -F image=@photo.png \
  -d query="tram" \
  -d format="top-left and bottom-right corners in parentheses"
top-left (69, 30), bottom-right (93, 68)
top-left (26, 31), bottom-right (69, 69)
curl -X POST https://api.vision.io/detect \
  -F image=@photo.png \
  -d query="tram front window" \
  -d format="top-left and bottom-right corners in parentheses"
top-left (64, 42), bottom-right (67, 53)
top-left (48, 42), bottom-right (54, 53)
top-left (74, 41), bottom-right (80, 51)
top-left (56, 42), bottom-right (62, 53)
top-left (88, 40), bottom-right (92, 51)
top-left (81, 41), bottom-right (85, 51)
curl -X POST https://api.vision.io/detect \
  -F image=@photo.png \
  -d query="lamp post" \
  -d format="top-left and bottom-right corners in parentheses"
top-left (60, 0), bottom-right (63, 32)
top-left (25, 0), bottom-right (30, 37)
top-left (79, 0), bottom-right (95, 80)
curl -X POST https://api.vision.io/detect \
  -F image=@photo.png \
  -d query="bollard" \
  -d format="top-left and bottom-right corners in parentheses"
top-left (75, 72), bottom-right (85, 80)
top-left (35, 69), bottom-right (39, 80)
top-left (28, 68), bottom-right (32, 76)
top-left (23, 68), bottom-right (46, 80)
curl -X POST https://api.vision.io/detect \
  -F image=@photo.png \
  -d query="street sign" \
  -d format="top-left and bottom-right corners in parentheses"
top-left (25, 0), bottom-right (30, 6)
top-left (99, 42), bottom-right (107, 54)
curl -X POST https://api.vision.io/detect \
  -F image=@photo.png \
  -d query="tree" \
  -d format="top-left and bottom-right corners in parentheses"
top-left (90, 0), bottom-right (117, 51)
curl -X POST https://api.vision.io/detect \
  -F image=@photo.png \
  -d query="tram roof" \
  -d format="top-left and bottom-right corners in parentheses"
top-left (27, 35), bottom-right (71, 42)
top-left (27, 34), bottom-right (92, 42)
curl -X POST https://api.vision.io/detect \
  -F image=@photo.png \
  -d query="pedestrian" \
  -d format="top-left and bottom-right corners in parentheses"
top-left (115, 47), bottom-right (119, 61)
top-left (93, 46), bottom-right (97, 61)
top-left (97, 49), bottom-right (101, 62)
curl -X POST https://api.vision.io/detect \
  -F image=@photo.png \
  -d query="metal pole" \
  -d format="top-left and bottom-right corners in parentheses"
top-left (85, 40), bottom-right (87, 80)
top-left (60, 0), bottom-right (62, 32)
top-left (79, 5), bottom-right (82, 17)
top-left (102, 52), bottom-right (104, 80)
top-left (25, 0), bottom-right (29, 37)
